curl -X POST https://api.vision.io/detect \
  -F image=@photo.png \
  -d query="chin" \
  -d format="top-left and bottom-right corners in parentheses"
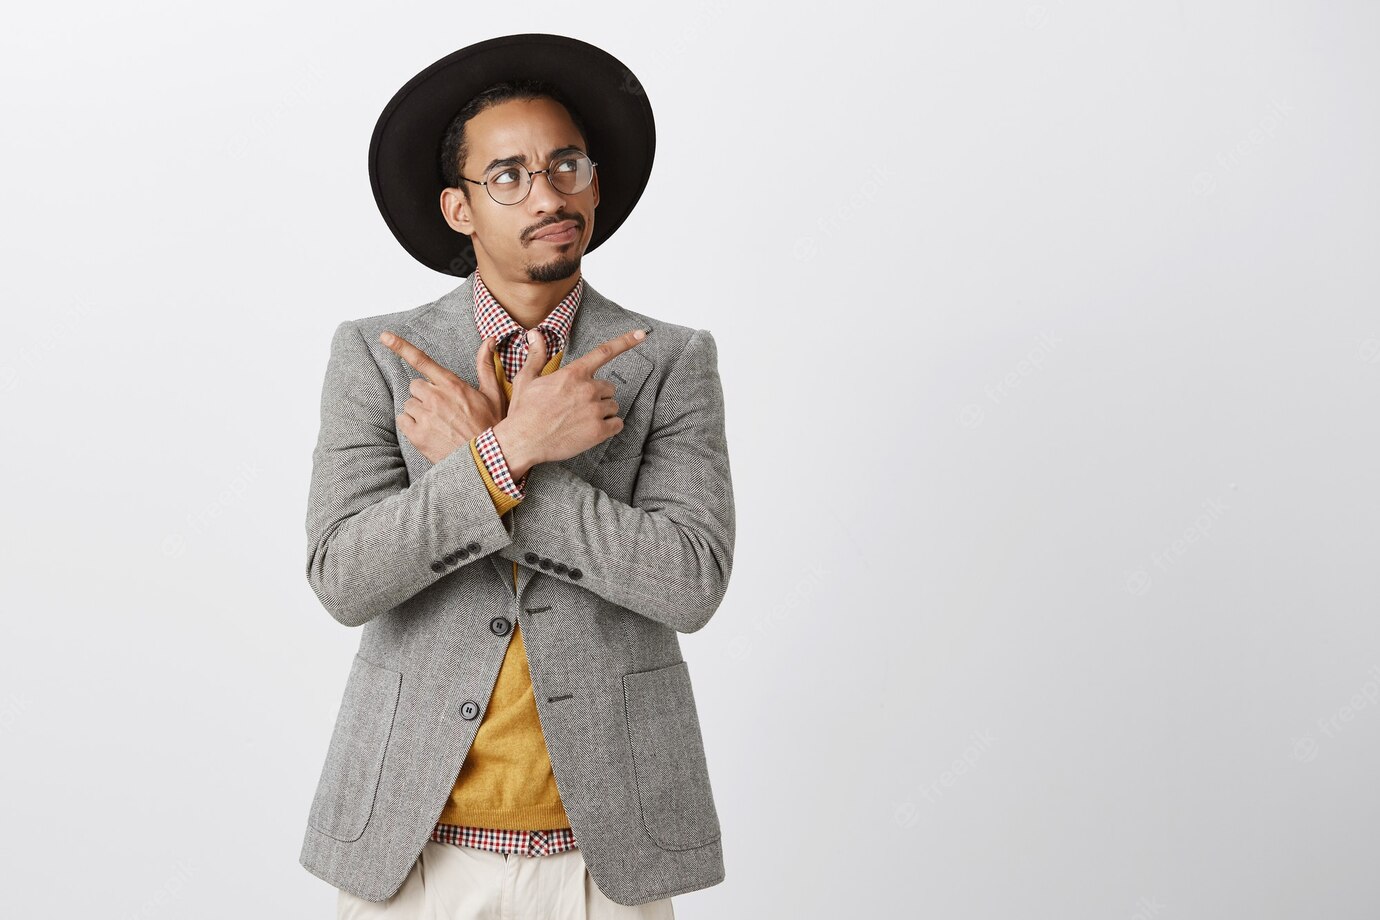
top-left (526, 252), bottom-right (582, 283)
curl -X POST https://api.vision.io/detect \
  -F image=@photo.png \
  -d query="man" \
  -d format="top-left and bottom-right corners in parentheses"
top-left (298, 34), bottom-right (736, 918)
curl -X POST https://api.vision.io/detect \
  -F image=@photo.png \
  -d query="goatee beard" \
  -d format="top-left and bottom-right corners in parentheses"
top-left (526, 253), bottom-right (581, 283)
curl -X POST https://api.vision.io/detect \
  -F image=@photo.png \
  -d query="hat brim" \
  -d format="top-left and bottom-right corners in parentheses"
top-left (368, 33), bottom-right (655, 277)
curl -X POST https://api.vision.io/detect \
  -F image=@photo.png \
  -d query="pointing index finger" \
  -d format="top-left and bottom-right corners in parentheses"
top-left (567, 328), bottom-right (649, 376)
top-left (379, 331), bottom-right (458, 385)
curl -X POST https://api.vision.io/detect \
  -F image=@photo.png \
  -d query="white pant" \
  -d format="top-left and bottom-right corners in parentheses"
top-left (337, 840), bottom-right (676, 919)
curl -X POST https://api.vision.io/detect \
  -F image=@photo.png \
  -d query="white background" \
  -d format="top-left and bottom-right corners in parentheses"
top-left (2, 2), bottom-right (1377, 918)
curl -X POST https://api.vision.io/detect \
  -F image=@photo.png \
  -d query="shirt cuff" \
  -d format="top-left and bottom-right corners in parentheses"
top-left (474, 426), bottom-right (526, 500)
top-left (470, 438), bottom-right (522, 517)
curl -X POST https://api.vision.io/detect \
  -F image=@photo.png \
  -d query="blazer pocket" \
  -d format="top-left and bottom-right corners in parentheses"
top-left (622, 660), bottom-right (722, 850)
top-left (307, 654), bottom-right (403, 842)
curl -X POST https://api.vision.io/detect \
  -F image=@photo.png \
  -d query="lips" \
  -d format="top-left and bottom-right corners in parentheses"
top-left (532, 220), bottom-right (580, 242)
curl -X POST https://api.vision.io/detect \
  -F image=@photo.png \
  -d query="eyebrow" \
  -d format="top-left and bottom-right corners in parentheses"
top-left (482, 145), bottom-right (586, 175)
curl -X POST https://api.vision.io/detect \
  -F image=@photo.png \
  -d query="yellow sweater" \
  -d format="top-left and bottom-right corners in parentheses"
top-left (436, 345), bottom-right (570, 830)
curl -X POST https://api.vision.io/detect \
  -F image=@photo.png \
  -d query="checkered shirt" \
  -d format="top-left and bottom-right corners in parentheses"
top-left (430, 823), bottom-right (579, 858)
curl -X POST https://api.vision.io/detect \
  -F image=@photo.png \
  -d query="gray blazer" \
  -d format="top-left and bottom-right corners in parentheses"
top-left (297, 272), bottom-right (735, 906)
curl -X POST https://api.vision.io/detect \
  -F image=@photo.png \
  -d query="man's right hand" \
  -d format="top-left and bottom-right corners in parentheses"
top-left (378, 330), bottom-right (505, 465)
top-left (493, 326), bottom-right (648, 481)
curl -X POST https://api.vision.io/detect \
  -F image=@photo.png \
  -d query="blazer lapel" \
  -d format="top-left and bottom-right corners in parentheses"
top-left (400, 274), bottom-right (481, 391)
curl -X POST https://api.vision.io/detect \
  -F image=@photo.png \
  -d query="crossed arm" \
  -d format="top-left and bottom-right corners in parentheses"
top-left (305, 321), bottom-right (735, 633)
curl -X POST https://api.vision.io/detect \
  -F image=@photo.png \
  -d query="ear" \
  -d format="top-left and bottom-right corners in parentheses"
top-left (591, 170), bottom-right (600, 210)
top-left (440, 186), bottom-right (473, 236)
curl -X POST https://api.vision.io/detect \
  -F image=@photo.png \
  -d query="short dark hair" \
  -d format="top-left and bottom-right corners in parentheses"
top-left (439, 79), bottom-right (591, 200)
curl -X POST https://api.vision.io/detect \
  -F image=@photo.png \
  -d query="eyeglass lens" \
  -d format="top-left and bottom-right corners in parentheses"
top-left (487, 153), bottom-right (594, 204)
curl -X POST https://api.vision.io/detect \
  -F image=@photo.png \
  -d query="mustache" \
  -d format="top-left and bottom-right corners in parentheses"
top-left (527, 216), bottom-right (583, 239)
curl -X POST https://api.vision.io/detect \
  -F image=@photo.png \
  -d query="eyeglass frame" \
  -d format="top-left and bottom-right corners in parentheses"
top-left (458, 150), bottom-right (599, 206)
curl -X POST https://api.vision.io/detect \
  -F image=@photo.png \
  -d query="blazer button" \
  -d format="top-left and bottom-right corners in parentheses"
top-left (455, 547), bottom-right (470, 559)
top-left (539, 557), bottom-right (552, 570)
top-left (524, 552), bottom-right (539, 564)
top-left (431, 561), bottom-right (447, 573)
top-left (442, 553), bottom-right (458, 566)
top-left (466, 541), bottom-right (481, 554)
top-left (460, 700), bottom-right (480, 720)
top-left (569, 568), bottom-right (583, 580)
top-left (553, 562), bottom-right (568, 575)
top-left (490, 616), bottom-right (511, 636)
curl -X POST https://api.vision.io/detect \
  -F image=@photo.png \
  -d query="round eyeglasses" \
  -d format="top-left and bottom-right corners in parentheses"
top-left (460, 151), bottom-right (598, 206)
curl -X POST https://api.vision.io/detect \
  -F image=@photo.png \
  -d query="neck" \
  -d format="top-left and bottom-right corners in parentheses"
top-left (477, 266), bottom-right (582, 330)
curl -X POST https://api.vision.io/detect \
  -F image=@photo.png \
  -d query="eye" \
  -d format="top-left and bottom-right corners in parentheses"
top-left (491, 167), bottom-right (520, 185)
top-left (553, 157), bottom-right (578, 173)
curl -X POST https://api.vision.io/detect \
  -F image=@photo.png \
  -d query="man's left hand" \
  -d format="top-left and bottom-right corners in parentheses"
top-left (380, 331), bottom-right (505, 464)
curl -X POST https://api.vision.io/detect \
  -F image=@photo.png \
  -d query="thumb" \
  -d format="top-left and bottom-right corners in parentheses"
top-left (515, 327), bottom-right (548, 386)
top-left (475, 335), bottom-right (502, 405)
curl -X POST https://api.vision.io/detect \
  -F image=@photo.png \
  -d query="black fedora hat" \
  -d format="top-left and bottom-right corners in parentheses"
top-left (368, 33), bottom-right (655, 277)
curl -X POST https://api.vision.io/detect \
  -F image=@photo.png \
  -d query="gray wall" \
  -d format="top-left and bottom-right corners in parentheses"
top-left (0, 2), bottom-right (1374, 918)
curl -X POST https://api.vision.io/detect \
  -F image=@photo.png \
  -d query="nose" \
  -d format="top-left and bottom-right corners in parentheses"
top-left (526, 169), bottom-right (566, 210)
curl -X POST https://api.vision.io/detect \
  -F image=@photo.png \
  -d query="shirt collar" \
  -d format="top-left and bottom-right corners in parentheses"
top-left (472, 270), bottom-right (583, 365)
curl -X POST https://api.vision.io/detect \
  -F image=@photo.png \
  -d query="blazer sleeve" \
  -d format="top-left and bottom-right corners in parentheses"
top-left (304, 320), bottom-right (515, 627)
top-left (493, 328), bottom-right (735, 633)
